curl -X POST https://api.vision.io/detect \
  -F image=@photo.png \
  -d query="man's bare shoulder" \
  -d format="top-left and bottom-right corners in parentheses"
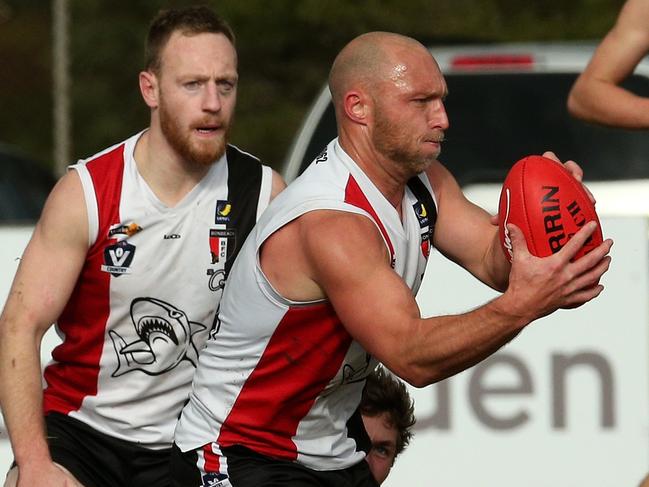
top-left (261, 209), bottom-right (388, 302)
top-left (272, 209), bottom-right (386, 263)
top-left (36, 170), bottom-right (88, 248)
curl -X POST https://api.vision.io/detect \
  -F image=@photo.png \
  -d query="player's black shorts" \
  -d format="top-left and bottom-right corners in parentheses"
top-left (39, 412), bottom-right (173, 487)
top-left (171, 443), bottom-right (379, 487)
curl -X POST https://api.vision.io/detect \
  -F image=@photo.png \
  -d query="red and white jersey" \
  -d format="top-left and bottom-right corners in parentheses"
top-left (175, 139), bottom-right (437, 471)
top-left (42, 131), bottom-right (273, 449)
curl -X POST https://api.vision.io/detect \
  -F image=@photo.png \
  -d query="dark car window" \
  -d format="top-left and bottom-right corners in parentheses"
top-left (296, 73), bottom-right (649, 185)
top-left (0, 150), bottom-right (55, 222)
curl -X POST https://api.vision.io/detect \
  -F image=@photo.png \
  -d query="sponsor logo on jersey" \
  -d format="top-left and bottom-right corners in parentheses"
top-left (163, 233), bottom-right (181, 240)
top-left (207, 268), bottom-right (226, 293)
top-left (413, 201), bottom-right (429, 228)
top-left (420, 230), bottom-right (431, 259)
top-left (108, 222), bottom-right (142, 239)
top-left (413, 201), bottom-right (432, 259)
top-left (201, 473), bottom-right (230, 487)
top-left (315, 148), bottom-right (328, 164)
top-left (101, 241), bottom-right (136, 276)
top-left (209, 229), bottom-right (235, 264)
top-left (215, 200), bottom-right (232, 224)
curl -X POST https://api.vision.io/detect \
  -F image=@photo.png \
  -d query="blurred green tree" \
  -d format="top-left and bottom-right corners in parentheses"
top-left (0, 0), bottom-right (625, 172)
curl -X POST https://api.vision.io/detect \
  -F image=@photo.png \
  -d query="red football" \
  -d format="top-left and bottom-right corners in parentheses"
top-left (498, 155), bottom-right (603, 262)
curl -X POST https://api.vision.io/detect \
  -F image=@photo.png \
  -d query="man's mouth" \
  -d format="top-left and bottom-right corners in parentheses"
top-left (427, 134), bottom-right (445, 144)
top-left (195, 126), bottom-right (221, 134)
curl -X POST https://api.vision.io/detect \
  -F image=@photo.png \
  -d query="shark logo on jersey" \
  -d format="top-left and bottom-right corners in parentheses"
top-left (108, 297), bottom-right (206, 377)
top-left (342, 352), bottom-right (372, 385)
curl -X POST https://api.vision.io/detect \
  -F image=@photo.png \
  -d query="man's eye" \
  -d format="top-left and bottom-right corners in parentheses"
top-left (219, 82), bottom-right (235, 94)
top-left (414, 97), bottom-right (432, 105)
top-left (373, 446), bottom-right (390, 458)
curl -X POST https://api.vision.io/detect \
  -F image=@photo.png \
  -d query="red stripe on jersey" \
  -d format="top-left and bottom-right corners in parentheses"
top-left (43, 144), bottom-right (125, 414)
top-left (202, 443), bottom-right (221, 473)
top-left (344, 176), bottom-right (395, 259)
top-left (217, 303), bottom-right (352, 460)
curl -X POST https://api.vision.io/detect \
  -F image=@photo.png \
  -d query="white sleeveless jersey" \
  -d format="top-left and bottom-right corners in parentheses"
top-left (42, 131), bottom-right (273, 449)
top-left (175, 139), bottom-right (437, 471)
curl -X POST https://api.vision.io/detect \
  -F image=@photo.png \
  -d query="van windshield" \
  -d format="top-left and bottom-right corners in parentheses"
top-left (297, 73), bottom-right (649, 186)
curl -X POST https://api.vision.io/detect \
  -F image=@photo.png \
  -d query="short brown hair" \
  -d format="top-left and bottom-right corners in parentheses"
top-left (144, 5), bottom-right (235, 73)
top-left (360, 366), bottom-right (415, 456)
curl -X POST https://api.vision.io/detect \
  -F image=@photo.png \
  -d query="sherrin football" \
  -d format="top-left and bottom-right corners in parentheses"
top-left (498, 155), bottom-right (603, 262)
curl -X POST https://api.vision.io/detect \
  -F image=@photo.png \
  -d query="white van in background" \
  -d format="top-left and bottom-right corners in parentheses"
top-left (285, 42), bottom-right (649, 216)
top-left (283, 42), bottom-right (649, 487)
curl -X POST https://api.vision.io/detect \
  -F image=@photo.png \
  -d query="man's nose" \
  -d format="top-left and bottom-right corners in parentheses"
top-left (430, 100), bottom-right (449, 130)
top-left (202, 83), bottom-right (222, 112)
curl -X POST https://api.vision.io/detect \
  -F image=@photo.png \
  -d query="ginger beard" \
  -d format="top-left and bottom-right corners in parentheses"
top-left (158, 91), bottom-right (231, 167)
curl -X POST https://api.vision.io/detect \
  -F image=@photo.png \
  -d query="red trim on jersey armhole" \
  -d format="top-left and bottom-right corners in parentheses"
top-left (217, 303), bottom-right (352, 460)
top-left (43, 144), bottom-right (126, 414)
top-left (344, 175), bottom-right (395, 258)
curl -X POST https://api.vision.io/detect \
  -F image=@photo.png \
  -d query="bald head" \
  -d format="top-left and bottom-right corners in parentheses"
top-left (328, 32), bottom-right (431, 105)
top-left (328, 32), bottom-right (448, 177)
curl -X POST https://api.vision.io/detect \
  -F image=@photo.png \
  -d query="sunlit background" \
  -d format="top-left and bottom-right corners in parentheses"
top-left (4, 2), bottom-right (648, 487)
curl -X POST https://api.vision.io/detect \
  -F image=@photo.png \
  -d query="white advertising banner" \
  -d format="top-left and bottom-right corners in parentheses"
top-left (0, 219), bottom-right (647, 486)
top-left (387, 216), bottom-right (649, 487)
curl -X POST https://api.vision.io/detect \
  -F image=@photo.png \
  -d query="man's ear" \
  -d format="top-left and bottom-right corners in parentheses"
top-left (139, 70), bottom-right (159, 109)
top-left (343, 91), bottom-right (369, 125)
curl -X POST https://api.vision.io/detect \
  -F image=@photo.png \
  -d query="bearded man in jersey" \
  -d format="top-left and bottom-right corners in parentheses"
top-left (171, 32), bottom-right (612, 486)
top-left (0, 6), bottom-right (284, 487)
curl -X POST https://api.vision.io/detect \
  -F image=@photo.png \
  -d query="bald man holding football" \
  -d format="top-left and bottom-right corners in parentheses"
top-left (171, 32), bottom-right (613, 486)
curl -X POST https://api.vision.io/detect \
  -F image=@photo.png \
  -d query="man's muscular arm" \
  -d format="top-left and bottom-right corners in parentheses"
top-left (0, 172), bottom-right (88, 487)
top-left (425, 159), bottom-right (510, 292)
top-left (568, 0), bottom-right (649, 128)
top-left (262, 208), bottom-right (612, 388)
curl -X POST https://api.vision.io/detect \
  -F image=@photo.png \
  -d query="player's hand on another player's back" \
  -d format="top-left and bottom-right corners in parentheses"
top-left (501, 221), bottom-right (612, 322)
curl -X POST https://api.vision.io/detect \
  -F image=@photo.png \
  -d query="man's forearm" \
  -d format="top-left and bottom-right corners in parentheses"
top-left (394, 295), bottom-right (526, 388)
top-left (569, 79), bottom-right (649, 129)
top-left (0, 320), bottom-right (52, 468)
